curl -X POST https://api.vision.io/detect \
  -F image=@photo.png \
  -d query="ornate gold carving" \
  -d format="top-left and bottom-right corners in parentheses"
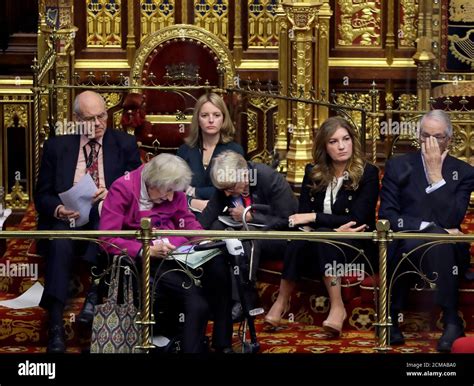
top-left (194, 0), bottom-right (229, 43)
top-left (140, 0), bottom-right (176, 41)
top-left (397, 93), bottom-right (418, 111)
top-left (6, 181), bottom-right (29, 209)
top-left (131, 25), bottom-right (236, 87)
top-left (335, 92), bottom-right (377, 139)
top-left (246, 109), bottom-right (258, 152)
top-left (164, 63), bottom-right (201, 85)
top-left (100, 92), bottom-right (123, 110)
top-left (250, 149), bottom-right (273, 164)
top-left (399, 0), bottom-right (418, 47)
top-left (114, 109), bottom-right (125, 130)
top-left (336, 0), bottom-right (381, 46)
top-left (449, 114), bottom-right (474, 165)
top-left (416, 60), bottom-right (434, 90)
top-left (432, 81), bottom-right (474, 98)
top-left (248, 0), bottom-right (280, 47)
top-left (282, 2), bottom-right (325, 183)
top-left (449, 0), bottom-right (474, 22)
top-left (86, 0), bottom-right (122, 47)
top-left (247, 96), bottom-right (278, 156)
top-left (3, 105), bottom-right (28, 128)
top-left (275, 11), bottom-right (289, 160)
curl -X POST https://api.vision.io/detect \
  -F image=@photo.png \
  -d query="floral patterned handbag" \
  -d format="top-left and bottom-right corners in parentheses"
top-left (90, 256), bottom-right (140, 353)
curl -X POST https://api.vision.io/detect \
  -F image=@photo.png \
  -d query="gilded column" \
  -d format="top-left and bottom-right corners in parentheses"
top-left (316, 2), bottom-right (332, 127)
top-left (126, 0), bottom-right (136, 65)
top-left (233, 0), bottom-right (243, 66)
top-left (182, 0), bottom-right (188, 24)
top-left (385, 0), bottom-right (395, 65)
top-left (375, 219), bottom-right (391, 351)
top-left (412, 0), bottom-right (435, 110)
top-left (54, 1), bottom-right (76, 125)
top-left (282, 0), bottom-right (327, 185)
top-left (274, 3), bottom-right (289, 171)
top-left (37, 0), bottom-right (47, 63)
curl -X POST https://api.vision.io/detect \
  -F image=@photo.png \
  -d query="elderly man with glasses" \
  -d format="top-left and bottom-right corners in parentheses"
top-left (35, 90), bottom-right (141, 353)
top-left (379, 109), bottom-right (474, 352)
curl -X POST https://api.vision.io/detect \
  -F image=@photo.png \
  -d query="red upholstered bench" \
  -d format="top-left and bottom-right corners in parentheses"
top-left (451, 337), bottom-right (474, 353)
top-left (257, 205), bottom-right (474, 332)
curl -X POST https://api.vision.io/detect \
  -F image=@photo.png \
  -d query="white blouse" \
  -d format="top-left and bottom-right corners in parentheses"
top-left (323, 176), bottom-right (344, 214)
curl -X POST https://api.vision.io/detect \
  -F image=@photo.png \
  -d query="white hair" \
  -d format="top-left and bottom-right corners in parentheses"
top-left (420, 109), bottom-right (453, 138)
top-left (210, 150), bottom-right (248, 190)
top-left (142, 153), bottom-right (192, 192)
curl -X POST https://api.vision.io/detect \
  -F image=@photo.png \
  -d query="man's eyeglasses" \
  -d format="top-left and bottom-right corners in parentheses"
top-left (79, 111), bottom-right (108, 123)
top-left (420, 132), bottom-right (447, 142)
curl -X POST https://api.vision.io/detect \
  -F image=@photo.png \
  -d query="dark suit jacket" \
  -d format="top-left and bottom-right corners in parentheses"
top-left (199, 162), bottom-right (297, 230)
top-left (379, 152), bottom-right (474, 231)
top-left (177, 141), bottom-right (244, 200)
top-left (299, 163), bottom-right (380, 231)
top-left (35, 129), bottom-right (141, 231)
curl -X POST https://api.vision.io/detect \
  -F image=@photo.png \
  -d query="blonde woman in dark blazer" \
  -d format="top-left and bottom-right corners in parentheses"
top-left (177, 93), bottom-right (244, 213)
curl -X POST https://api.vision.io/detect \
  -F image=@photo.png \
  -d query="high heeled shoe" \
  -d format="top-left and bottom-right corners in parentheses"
top-left (322, 310), bottom-right (347, 337)
top-left (264, 301), bottom-right (290, 328)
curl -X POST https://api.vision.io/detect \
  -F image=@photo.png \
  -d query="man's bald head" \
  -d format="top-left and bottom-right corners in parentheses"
top-left (73, 91), bottom-right (108, 140)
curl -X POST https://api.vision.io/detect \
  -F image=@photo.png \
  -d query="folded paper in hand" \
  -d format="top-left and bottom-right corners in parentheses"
top-left (218, 215), bottom-right (265, 228)
top-left (170, 245), bottom-right (221, 269)
top-left (58, 173), bottom-right (97, 227)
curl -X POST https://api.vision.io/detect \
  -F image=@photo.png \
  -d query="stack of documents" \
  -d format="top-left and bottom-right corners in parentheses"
top-left (170, 245), bottom-right (221, 269)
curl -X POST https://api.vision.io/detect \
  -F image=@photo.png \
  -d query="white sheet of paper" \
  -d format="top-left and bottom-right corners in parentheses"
top-left (58, 173), bottom-right (97, 227)
top-left (0, 208), bottom-right (12, 229)
top-left (0, 282), bottom-right (44, 309)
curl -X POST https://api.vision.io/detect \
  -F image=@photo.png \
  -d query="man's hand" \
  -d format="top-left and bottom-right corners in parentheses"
top-left (335, 221), bottom-right (367, 232)
top-left (229, 205), bottom-right (252, 222)
top-left (190, 199), bottom-right (208, 212)
top-left (445, 228), bottom-right (463, 236)
top-left (422, 136), bottom-right (448, 185)
top-left (93, 187), bottom-right (108, 203)
top-left (288, 213), bottom-right (316, 227)
top-left (186, 186), bottom-right (196, 198)
top-left (57, 205), bottom-right (80, 220)
top-left (150, 242), bottom-right (176, 258)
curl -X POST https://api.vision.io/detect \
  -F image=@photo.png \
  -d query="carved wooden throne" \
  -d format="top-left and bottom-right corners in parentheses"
top-left (128, 24), bottom-right (236, 159)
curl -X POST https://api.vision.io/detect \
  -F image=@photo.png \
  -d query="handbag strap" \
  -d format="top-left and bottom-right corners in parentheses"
top-left (107, 256), bottom-right (123, 302)
top-left (122, 270), bottom-right (135, 305)
top-left (128, 271), bottom-right (135, 305)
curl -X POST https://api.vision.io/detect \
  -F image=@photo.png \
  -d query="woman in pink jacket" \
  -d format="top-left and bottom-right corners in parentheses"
top-left (99, 153), bottom-right (233, 353)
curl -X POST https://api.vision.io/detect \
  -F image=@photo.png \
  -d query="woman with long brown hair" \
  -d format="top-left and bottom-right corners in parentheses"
top-left (265, 116), bottom-right (379, 336)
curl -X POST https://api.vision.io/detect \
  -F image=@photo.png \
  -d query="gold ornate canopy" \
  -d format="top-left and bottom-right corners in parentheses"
top-left (130, 24), bottom-right (236, 88)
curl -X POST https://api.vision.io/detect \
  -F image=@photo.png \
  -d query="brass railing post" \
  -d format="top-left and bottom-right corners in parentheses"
top-left (135, 217), bottom-right (155, 353)
top-left (375, 219), bottom-right (391, 351)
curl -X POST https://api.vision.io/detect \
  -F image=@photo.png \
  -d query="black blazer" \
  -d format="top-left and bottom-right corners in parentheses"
top-left (379, 151), bottom-right (474, 231)
top-left (299, 163), bottom-right (380, 231)
top-left (177, 141), bottom-right (244, 200)
top-left (35, 129), bottom-right (141, 230)
top-left (199, 162), bottom-right (298, 230)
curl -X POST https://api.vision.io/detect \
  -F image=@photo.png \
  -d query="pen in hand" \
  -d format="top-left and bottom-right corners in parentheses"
top-left (222, 206), bottom-right (228, 213)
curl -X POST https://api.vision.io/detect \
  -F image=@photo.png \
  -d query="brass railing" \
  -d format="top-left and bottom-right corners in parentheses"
top-left (1, 219), bottom-right (473, 353)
